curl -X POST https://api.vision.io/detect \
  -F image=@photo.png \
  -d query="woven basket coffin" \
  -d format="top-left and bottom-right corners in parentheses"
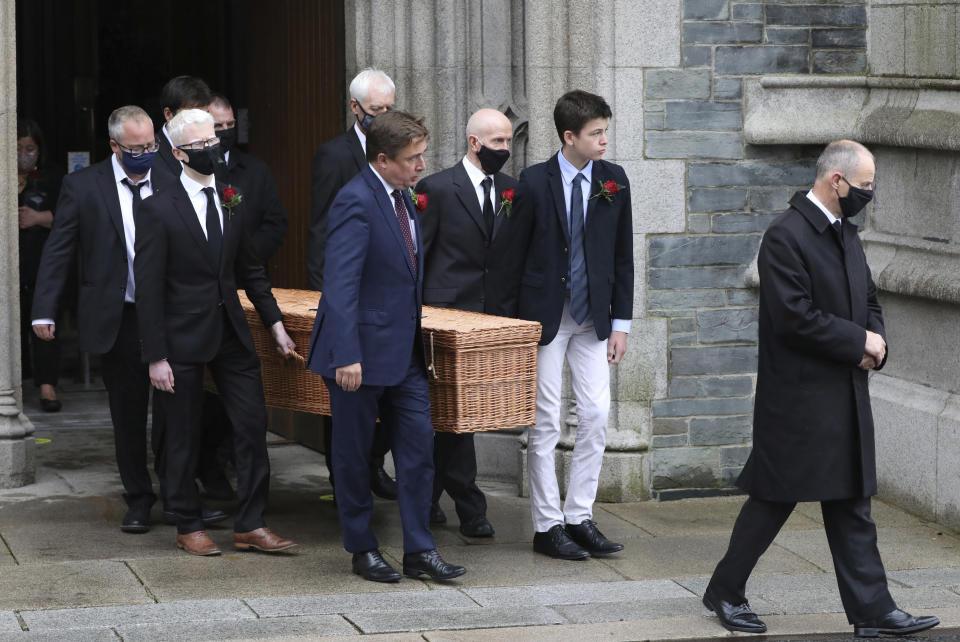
top-left (230, 288), bottom-right (541, 433)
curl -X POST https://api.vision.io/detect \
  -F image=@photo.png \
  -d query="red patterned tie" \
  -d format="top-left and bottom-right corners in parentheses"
top-left (391, 189), bottom-right (417, 277)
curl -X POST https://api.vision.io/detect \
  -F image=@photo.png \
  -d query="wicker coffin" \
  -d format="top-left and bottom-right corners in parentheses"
top-left (234, 288), bottom-right (541, 433)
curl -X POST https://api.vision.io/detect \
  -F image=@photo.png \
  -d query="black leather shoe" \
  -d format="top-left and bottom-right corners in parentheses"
top-left (853, 609), bottom-right (939, 638)
top-left (403, 549), bottom-right (467, 580)
top-left (533, 524), bottom-right (590, 560)
top-left (370, 466), bottom-right (398, 500)
top-left (352, 550), bottom-right (401, 583)
top-left (459, 516), bottom-right (495, 538)
top-left (565, 519), bottom-right (623, 555)
top-left (702, 588), bottom-right (767, 634)
top-left (40, 398), bottom-right (62, 412)
top-left (121, 506), bottom-right (151, 534)
top-left (162, 506), bottom-right (230, 526)
top-left (430, 503), bottom-right (447, 524)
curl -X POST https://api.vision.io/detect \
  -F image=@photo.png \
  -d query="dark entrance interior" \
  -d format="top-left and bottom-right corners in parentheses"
top-left (15, 0), bottom-right (345, 289)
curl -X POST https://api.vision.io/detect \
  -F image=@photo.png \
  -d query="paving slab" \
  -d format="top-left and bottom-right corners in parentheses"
top-left (793, 498), bottom-right (941, 529)
top-left (0, 560), bottom-right (151, 611)
top-left (677, 571), bottom-right (837, 596)
top-left (774, 526), bottom-right (960, 572)
top-left (247, 589), bottom-right (476, 617)
top-left (890, 567), bottom-right (960, 587)
top-left (601, 495), bottom-right (820, 536)
top-left (464, 579), bottom-right (693, 608)
top-left (596, 533), bottom-right (821, 580)
top-left (129, 547), bottom-right (424, 602)
top-left (553, 596), bottom-right (716, 624)
top-left (347, 605), bottom-right (564, 634)
top-left (0, 630), bottom-right (118, 642)
top-left (382, 542), bottom-right (624, 589)
top-left (0, 614), bottom-right (18, 634)
top-left (21, 599), bottom-right (253, 631)
top-left (116, 614), bottom-right (357, 641)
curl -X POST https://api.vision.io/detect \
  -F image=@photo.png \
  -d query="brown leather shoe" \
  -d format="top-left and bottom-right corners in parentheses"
top-left (176, 530), bottom-right (221, 556)
top-left (234, 527), bottom-right (297, 553)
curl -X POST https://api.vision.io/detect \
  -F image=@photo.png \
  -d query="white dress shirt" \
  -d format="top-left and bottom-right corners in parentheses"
top-left (369, 164), bottom-right (417, 251)
top-left (806, 190), bottom-right (841, 225)
top-left (461, 156), bottom-right (496, 210)
top-left (555, 150), bottom-right (630, 334)
top-left (180, 171), bottom-right (223, 239)
top-left (354, 122), bottom-right (367, 155)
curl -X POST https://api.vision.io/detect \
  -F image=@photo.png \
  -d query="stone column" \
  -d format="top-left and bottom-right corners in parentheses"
top-left (0, 0), bottom-right (36, 488)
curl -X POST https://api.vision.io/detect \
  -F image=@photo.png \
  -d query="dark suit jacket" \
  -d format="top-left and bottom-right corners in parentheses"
top-left (219, 149), bottom-right (287, 263)
top-left (513, 154), bottom-right (634, 344)
top-left (306, 165), bottom-right (424, 387)
top-left (134, 176), bottom-right (282, 364)
top-left (155, 128), bottom-right (183, 176)
top-left (31, 158), bottom-right (177, 354)
top-left (415, 161), bottom-right (522, 317)
top-left (738, 192), bottom-right (886, 503)
top-left (306, 127), bottom-right (366, 290)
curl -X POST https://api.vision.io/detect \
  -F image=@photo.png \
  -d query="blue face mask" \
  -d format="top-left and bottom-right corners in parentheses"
top-left (356, 104), bottom-right (375, 131)
top-left (121, 150), bottom-right (156, 174)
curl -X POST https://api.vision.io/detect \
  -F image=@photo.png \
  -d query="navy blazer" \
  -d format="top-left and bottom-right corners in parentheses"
top-left (306, 165), bottom-right (424, 387)
top-left (513, 154), bottom-right (634, 344)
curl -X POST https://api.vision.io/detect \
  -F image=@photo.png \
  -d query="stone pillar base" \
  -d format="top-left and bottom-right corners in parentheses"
top-left (518, 446), bottom-right (650, 502)
top-left (0, 416), bottom-right (35, 489)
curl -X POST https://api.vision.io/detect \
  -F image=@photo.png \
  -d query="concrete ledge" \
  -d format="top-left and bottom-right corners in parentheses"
top-left (863, 234), bottom-right (960, 306)
top-left (744, 76), bottom-right (960, 152)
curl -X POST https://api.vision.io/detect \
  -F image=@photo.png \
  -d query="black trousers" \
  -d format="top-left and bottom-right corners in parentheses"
top-left (100, 304), bottom-right (156, 510)
top-left (322, 415), bottom-right (391, 488)
top-left (432, 432), bottom-right (487, 523)
top-left (709, 495), bottom-right (896, 624)
top-left (158, 320), bottom-right (270, 534)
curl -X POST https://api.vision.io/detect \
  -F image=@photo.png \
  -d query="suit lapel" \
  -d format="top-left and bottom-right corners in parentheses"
top-left (172, 185), bottom-right (217, 271)
top-left (362, 167), bottom-right (417, 280)
top-left (95, 161), bottom-right (125, 242)
top-left (453, 162), bottom-right (487, 240)
top-left (491, 173), bottom-right (507, 240)
top-left (546, 155), bottom-right (571, 244)
top-left (584, 164), bottom-right (602, 232)
top-left (215, 180), bottom-right (232, 271)
top-left (347, 128), bottom-right (366, 173)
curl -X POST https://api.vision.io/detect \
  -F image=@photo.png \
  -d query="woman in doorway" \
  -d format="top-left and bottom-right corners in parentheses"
top-left (17, 117), bottom-right (63, 412)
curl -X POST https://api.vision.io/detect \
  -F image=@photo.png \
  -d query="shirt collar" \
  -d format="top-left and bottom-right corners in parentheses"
top-left (806, 190), bottom-right (840, 225)
top-left (368, 164), bottom-right (397, 197)
top-left (180, 168), bottom-right (215, 197)
top-left (162, 123), bottom-right (174, 147)
top-left (557, 149), bottom-right (592, 186)
top-left (354, 122), bottom-right (367, 154)
top-left (461, 156), bottom-right (490, 187)
top-left (110, 153), bottom-right (152, 186)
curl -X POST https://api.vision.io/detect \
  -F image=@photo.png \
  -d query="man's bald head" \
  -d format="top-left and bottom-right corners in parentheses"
top-left (465, 108), bottom-right (513, 173)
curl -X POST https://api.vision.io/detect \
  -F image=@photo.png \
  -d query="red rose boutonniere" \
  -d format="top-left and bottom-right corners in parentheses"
top-left (407, 187), bottom-right (428, 212)
top-left (589, 179), bottom-right (626, 203)
top-left (497, 188), bottom-right (515, 217)
top-left (221, 186), bottom-right (243, 216)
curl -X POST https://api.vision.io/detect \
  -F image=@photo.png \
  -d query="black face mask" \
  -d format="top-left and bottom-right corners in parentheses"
top-left (180, 145), bottom-right (223, 176)
top-left (476, 144), bottom-right (510, 175)
top-left (837, 176), bottom-right (873, 218)
top-left (356, 104), bottom-right (375, 131)
top-left (217, 127), bottom-right (237, 153)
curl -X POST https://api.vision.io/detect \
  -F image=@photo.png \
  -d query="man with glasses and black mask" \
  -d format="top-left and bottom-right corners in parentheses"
top-left (31, 106), bottom-right (177, 534)
top-left (413, 108), bottom-right (521, 538)
top-left (307, 67), bottom-right (398, 502)
top-left (134, 108), bottom-right (297, 556)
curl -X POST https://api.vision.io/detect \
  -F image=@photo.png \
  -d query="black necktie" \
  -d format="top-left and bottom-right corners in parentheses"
top-left (122, 179), bottom-right (146, 214)
top-left (201, 187), bottom-right (223, 264)
top-left (832, 219), bottom-right (845, 250)
top-left (481, 176), bottom-right (494, 243)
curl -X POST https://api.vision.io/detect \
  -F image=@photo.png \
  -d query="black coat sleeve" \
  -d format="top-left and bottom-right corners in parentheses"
top-left (133, 196), bottom-right (169, 363)
top-left (307, 145), bottom-right (342, 291)
top-left (31, 173), bottom-right (80, 320)
top-left (247, 160), bottom-right (287, 263)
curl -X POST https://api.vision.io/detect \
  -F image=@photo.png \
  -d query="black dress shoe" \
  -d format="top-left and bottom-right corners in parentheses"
top-left (121, 506), bottom-right (151, 534)
top-left (565, 519), bottom-right (623, 555)
top-left (40, 398), bottom-right (62, 413)
top-left (533, 524), bottom-right (590, 560)
top-left (352, 550), bottom-right (401, 583)
top-left (162, 506), bottom-right (230, 526)
top-left (853, 609), bottom-right (939, 638)
top-left (370, 466), bottom-right (398, 500)
top-left (459, 516), bottom-right (494, 538)
top-left (430, 503), bottom-right (447, 524)
top-left (403, 549), bottom-right (466, 580)
top-left (702, 588), bottom-right (767, 634)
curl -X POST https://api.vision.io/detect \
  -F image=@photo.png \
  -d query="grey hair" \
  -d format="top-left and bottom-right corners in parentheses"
top-left (815, 140), bottom-right (874, 180)
top-left (167, 108), bottom-right (214, 146)
top-left (349, 68), bottom-right (395, 103)
top-left (107, 105), bottom-right (153, 142)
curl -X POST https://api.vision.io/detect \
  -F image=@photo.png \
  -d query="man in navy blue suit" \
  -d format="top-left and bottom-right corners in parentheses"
top-left (306, 110), bottom-right (466, 583)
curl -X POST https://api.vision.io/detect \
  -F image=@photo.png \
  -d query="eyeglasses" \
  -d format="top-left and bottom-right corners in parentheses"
top-left (176, 136), bottom-right (220, 151)
top-left (116, 138), bottom-right (159, 157)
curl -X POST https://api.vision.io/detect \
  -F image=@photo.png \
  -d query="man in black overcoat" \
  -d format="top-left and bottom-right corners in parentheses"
top-left (703, 140), bottom-right (939, 638)
top-left (414, 108), bottom-right (521, 538)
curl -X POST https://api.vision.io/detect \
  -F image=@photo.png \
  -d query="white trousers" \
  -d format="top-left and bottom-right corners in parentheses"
top-left (528, 300), bottom-right (611, 532)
